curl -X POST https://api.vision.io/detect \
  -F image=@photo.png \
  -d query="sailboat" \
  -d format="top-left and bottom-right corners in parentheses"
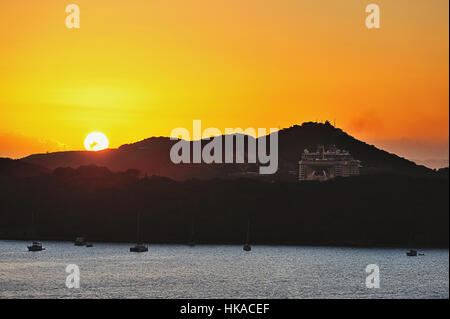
top-left (28, 212), bottom-right (45, 252)
top-left (406, 249), bottom-right (417, 257)
top-left (74, 237), bottom-right (86, 246)
top-left (130, 212), bottom-right (148, 252)
top-left (243, 218), bottom-right (251, 251)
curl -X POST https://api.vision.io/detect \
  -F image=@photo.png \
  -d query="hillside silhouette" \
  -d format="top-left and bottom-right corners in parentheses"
top-left (2, 122), bottom-right (447, 247)
top-left (20, 122), bottom-right (434, 181)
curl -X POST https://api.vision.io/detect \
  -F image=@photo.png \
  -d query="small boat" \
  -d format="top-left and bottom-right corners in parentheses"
top-left (86, 243), bottom-right (93, 248)
top-left (74, 237), bottom-right (86, 246)
top-left (130, 212), bottom-right (148, 253)
top-left (130, 243), bottom-right (148, 252)
top-left (243, 218), bottom-right (251, 252)
top-left (28, 241), bottom-right (45, 252)
top-left (406, 249), bottom-right (418, 257)
top-left (28, 212), bottom-right (45, 252)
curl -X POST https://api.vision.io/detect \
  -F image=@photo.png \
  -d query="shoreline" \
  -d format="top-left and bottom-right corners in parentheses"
top-left (1, 238), bottom-right (448, 250)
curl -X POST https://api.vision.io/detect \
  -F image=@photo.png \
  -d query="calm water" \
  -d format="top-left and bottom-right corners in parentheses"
top-left (0, 241), bottom-right (448, 299)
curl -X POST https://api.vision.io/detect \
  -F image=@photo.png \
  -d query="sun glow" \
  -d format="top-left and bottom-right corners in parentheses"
top-left (84, 132), bottom-right (109, 151)
top-left (0, 2), bottom-right (448, 158)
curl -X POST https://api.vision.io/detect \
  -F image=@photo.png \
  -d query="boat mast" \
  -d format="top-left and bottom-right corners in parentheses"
top-left (31, 211), bottom-right (36, 241)
top-left (190, 218), bottom-right (195, 241)
top-left (136, 212), bottom-right (141, 243)
top-left (245, 218), bottom-right (250, 245)
top-left (408, 232), bottom-right (415, 249)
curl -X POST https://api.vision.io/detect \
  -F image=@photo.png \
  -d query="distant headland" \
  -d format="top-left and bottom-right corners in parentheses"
top-left (0, 122), bottom-right (448, 248)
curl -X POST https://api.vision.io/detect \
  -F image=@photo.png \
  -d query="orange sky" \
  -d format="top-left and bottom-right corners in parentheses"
top-left (0, 0), bottom-right (448, 165)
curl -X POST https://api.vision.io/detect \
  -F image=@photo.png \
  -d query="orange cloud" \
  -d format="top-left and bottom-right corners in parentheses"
top-left (346, 111), bottom-right (384, 136)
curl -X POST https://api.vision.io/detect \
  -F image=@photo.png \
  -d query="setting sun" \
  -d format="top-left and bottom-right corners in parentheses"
top-left (84, 132), bottom-right (109, 151)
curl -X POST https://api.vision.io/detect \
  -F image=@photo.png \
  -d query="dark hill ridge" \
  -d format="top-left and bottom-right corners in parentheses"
top-left (20, 122), bottom-right (434, 180)
top-left (276, 122), bottom-right (432, 177)
top-left (0, 158), bottom-right (50, 178)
